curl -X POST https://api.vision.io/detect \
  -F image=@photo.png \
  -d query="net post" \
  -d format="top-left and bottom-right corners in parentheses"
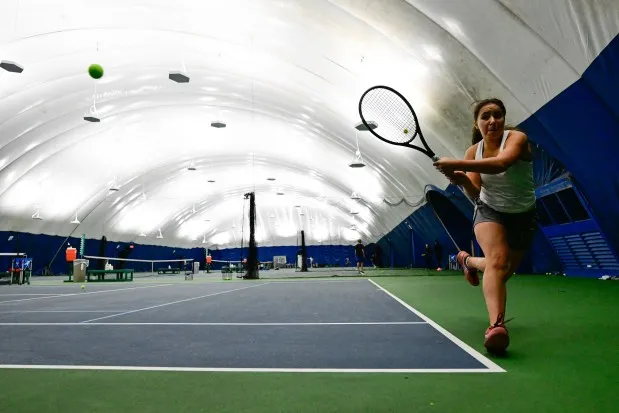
top-left (300, 230), bottom-right (308, 272)
top-left (243, 191), bottom-right (259, 279)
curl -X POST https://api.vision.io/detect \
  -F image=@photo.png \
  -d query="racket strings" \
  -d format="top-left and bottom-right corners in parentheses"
top-left (361, 89), bottom-right (418, 144)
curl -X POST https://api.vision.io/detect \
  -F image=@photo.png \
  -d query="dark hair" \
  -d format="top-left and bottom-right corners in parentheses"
top-left (470, 98), bottom-right (506, 145)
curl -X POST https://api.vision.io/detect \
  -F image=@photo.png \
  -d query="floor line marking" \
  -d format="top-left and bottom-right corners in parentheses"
top-left (0, 364), bottom-right (498, 373)
top-left (367, 279), bottom-right (505, 373)
top-left (1, 310), bottom-right (133, 314)
top-left (0, 321), bottom-right (428, 326)
top-left (0, 294), bottom-right (68, 296)
top-left (80, 283), bottom-right (270, 323)
top-left (0, 284), bottom-right (174, 305)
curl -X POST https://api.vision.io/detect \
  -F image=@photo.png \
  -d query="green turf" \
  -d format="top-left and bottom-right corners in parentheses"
top-left (1, 274), bottom-right (618, 412)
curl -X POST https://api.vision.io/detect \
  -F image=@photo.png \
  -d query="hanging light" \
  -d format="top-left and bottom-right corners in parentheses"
top-left (348, 130), bottom-right (366, 168)
top-left (31, 208), bottom-right (43, 220)
top-left (84, 91), bottom-right (101, 122)
top-left (349, 150), bottom-right (366, 168)
top-left (0, 60), bottom-right (24, 73)
top-left (354, 121), bottom-right (377, 131)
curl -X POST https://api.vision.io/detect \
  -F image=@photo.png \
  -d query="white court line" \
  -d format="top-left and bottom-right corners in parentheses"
top-left (0, 284), bottom-right (173, 305)
top-left (81, 283), bottom-right (270, 323)
top-left (0, 365), bottom-right (493, 373)
top-left (257, 278), bottom-right (365, 283)
top-left (0, 293), bottom-right (65, 297)
top-left (0, 321), bottom-right (427, 326)
top-left (2, 310), bottom-right (132, 314)
top-left (367, 279), bottom-right (505, 373)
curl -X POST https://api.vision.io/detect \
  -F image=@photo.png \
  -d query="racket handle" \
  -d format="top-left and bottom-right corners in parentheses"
top-left (431, 155), bottom-right (440, 162)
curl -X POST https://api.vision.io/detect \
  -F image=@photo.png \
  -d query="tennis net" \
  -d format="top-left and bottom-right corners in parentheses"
top-left (83, 255), bottom-right (195, 278)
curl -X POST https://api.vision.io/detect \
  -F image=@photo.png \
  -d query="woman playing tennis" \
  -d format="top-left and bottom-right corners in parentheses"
top-left (433, 98), bottom-right (537, 355)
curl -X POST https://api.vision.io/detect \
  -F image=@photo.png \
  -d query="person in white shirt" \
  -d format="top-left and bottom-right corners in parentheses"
top-left (433, 98), bottom-right (537, 355)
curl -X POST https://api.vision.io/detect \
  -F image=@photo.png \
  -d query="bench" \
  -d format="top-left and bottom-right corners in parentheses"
top-left (86, 269), bottom-right (134, 282)
top-left (0, 271), bottom-right (12, 285)
top-left (157, 268), bottom-right (180, 274)
top-left (221, 265), bottom-right (244, 274)
top-left (0, 269), bottom-right (31, 285)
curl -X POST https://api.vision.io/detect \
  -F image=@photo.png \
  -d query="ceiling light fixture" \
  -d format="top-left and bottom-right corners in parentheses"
top-left (348, 130), bottom-right (366, 168)
top-left (31, 208), bottom-right (43, 220)
top-left (0, 60), bottom-right (23, 73)
top-left (169, 71), bottom-right (190, 83)
top-left (355, 121), bottom-right (377, 131)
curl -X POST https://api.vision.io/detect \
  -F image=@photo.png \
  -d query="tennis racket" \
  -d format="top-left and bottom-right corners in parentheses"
top-left (359, 85), bottom-right (474, 205)
top-left (358, 85), bottom-right (439, 162)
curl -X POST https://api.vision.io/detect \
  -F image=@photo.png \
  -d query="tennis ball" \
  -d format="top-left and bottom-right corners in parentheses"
top-left (403, 128), bottom-right (409, 134)
top-left (81, 284), bottom-right (85, 289)
top-left (88, 64), bottom-right (104, 79)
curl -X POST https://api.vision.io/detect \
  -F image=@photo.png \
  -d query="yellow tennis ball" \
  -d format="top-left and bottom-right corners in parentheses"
top-left (403, 128), bottom-right (409, 134)
top-left (81, 284), bottom-right (85, 289)
top-left (88, 64), bottom-right (104, 79)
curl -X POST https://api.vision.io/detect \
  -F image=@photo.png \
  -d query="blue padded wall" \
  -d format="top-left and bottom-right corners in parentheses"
top-left (0, 231), bottom-right (203, 275)
top-left (519, 34), bottom-right (619, 257)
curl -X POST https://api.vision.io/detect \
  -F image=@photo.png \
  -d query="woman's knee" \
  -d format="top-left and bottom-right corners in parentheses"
top-left (486, 253), bottom-right (510, 275)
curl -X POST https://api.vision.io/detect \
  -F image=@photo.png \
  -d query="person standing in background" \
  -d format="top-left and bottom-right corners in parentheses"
top-left (355, 239), bottom-right (365, 275)
top-left (434, 239), bottom-right (443, 270)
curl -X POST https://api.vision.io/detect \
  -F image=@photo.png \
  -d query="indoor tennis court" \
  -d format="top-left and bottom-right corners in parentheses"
top-left (1, 272), bottom-right (617, 413)
top-left (0, 277), bottom-right (500, 372)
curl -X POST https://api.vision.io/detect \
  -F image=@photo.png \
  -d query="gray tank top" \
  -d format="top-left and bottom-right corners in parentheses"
top-left (475, 130), bottom-right (536, 213)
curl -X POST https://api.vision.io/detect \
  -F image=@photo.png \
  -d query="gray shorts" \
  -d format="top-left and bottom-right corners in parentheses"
top-left (473, 199), bottom-right (538, 251)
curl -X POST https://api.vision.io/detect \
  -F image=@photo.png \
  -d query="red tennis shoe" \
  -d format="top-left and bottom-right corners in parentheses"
top-left (457, 251), bottom-right (479, 286)
top-left (485, 313), bottom-right (510, 355)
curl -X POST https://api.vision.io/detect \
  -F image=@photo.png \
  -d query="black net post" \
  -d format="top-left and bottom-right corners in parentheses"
top-left (243, 192), bottom-right (259, 279)
top-left (300, 230), bottom-right (308, 272)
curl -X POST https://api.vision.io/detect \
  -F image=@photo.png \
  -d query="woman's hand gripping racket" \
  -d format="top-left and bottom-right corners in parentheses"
top-left (358, 85), bottom-right (440, 162)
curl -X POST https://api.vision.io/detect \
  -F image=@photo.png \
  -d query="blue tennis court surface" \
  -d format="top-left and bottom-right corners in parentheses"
top-left (0, 279), bottom-right (503, 372)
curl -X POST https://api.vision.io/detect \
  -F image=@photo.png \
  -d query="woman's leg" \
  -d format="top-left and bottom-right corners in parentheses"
top-left (473, 223), bottom-right (530, 354)
top-left (467, 249), bottom-right (526, 282)
top-left (474, 222), bottom-right (510, 325)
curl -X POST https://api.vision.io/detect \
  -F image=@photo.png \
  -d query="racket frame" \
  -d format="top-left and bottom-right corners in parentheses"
top-left (358, 85), bottom-right (439, 162)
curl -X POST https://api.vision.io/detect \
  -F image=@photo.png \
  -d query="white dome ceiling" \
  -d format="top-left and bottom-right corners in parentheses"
top-left (1, 0), bottom-right (617, 248)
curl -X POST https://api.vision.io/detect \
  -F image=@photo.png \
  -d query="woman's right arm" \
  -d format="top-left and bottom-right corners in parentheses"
top-left (458, 145), bottom-right (482, 199)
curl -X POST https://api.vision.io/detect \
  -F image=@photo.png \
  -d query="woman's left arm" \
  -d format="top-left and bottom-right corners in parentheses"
top-left (435, 131), bottom-right (529, 175)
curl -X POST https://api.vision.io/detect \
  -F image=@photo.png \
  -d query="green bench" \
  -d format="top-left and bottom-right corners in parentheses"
top-left (87, 269), bottom-right (134, 282)
top-left (65, 269), bottom-right (134, 282)
top-left (157, 268), bottom-right (180, 274)
top-left (221, 265), bottom-right (244, 274)
top-left (0, 270), bottom-right (31, 285)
